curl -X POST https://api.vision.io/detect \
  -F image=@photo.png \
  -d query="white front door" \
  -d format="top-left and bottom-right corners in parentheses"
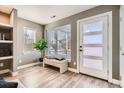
top-left (78, 15), bottom-right (108, 80)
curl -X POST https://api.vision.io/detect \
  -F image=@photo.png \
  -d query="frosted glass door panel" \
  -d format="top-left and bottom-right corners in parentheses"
top-left (83, 35), bottom-right (103, 44)
top-left (83, 21), bottom-right (103, 33)
top-left (83, 58), bottom-right (103, 70)
top-left (83, 47), bottom-right (103, 57)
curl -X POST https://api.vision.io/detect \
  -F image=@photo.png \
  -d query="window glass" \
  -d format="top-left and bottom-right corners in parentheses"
top-left (47, 25), bottom-right (71, 60)
top-left (23, 27), bottom-right (36, 52)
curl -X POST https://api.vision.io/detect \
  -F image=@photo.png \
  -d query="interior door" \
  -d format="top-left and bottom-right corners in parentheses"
top-left (79, 15), bottom-right (108, 80)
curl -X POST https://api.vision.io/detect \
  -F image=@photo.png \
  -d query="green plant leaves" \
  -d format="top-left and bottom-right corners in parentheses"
top-left (33, 39), bottom-right (47, 51)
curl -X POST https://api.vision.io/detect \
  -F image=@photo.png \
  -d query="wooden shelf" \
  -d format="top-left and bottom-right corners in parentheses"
top-left (0, 56), bottom-right (13, 61)
top-left (0, 40), bottom-right (13, 43)
top-left (0, 23), bottom-right (13, 29)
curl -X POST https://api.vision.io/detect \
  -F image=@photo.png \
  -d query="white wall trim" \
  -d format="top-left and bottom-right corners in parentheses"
top-left (120, 5), bottom-right (124, 88)
top-left (77, 17), bottom-right (80, 73)
top-left (68, 67), bottom-right (78, 73)
top-left (0, 62), bottom-right (41, 76)
top-left (0, 69), bottom-right (10, 74)
top-left (0, 69), bottom-right (18, 77)
top-left (77, 11), bottom-right (113, 83)
top-left (17, 62), bottom-right (42, 70)
top-left (107, 11), bottom-right (113, 84)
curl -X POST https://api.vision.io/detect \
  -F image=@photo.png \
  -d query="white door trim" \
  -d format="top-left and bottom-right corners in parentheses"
top-left (77, 11), bottom-right (113, 82)
top-left (120, 5), bottom-right (124, 87)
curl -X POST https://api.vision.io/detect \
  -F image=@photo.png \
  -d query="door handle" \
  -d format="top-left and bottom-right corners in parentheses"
top-left (122, 53), bottom-right (124, 55)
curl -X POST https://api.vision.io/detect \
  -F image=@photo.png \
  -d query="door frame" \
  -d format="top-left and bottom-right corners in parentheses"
top-left (77, 11), bottom-right (112, 82)
top-left (120, 5), bottom-right (124, 87)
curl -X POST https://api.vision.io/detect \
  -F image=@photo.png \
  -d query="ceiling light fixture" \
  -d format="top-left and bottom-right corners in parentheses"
top-left (50, 15), bottom-right (56, 19)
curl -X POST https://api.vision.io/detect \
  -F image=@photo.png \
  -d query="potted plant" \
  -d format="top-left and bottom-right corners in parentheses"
top-left (33, 39), bottom-right (47, 61)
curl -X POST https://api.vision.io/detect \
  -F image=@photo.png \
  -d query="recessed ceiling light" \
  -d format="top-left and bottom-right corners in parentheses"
top-left (50, 15), bottom-right (56, 19)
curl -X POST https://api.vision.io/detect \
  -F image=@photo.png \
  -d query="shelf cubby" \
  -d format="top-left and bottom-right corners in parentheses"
top-left (0, 43), bottom-right (13, 57)
top-left (0, 59), bottom-right (13, 71)
top-left (0, 28), bottom-right (13, 41)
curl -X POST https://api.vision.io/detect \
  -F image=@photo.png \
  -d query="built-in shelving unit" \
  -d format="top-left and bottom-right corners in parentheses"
top-left (0, 8), bottom-right (17, 75)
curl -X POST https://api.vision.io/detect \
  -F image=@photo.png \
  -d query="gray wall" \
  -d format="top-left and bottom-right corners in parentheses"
top-left (45, 5), bottom-right (120, 80)
top-left (17, 18), bottom-right (44, 66)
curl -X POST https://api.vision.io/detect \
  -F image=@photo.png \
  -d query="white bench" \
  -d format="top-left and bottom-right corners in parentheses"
top-left (43, 58), bottom-right (68, 73)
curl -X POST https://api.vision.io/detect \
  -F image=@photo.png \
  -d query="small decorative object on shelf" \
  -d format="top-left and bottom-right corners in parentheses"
top-left (0, 33), bottom-right (1, 40)
top-left (2, 33), bottom-right (5, 40)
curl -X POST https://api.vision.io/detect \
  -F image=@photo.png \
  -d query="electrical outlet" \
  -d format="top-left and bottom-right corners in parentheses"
top-left (73, 62), bottom-right (76, 66)
top-left (0, 63), bottom-right (4, 67)
top-left (19, 60), bottom-right (22, 64)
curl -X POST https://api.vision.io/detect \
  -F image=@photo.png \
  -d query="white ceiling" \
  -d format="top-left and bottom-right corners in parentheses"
top-left (14, 5), bottom-right (97, 25)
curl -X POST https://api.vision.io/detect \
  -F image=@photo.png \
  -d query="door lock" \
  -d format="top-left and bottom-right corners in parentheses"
top-left (80, 49), bottom-right (83, 51)
top-left (80, 46), bottom-right (83, 51)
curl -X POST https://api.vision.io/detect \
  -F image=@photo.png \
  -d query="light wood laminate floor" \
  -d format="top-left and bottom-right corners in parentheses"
top-left (3, 65), bottom-right (120, 88)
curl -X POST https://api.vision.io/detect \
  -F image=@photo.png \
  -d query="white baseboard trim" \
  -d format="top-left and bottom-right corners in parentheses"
top-left (67, 67), bottom-right (120, 85)
top-left (9, 70), bottom-right (18, 76)
top-left (17, 62), bottom-right (42, 70)
top-left (109, 79), bottom-right (120, 85)
top-left (0, 69), bottom-right (10, 74)
top-left (0, 69), bottom-right (18, 76)
top-left (120, 82), bottom-right (124, 88)
top-left (0, 62), bottom-right (42, 76)
top-left (68, 67), bottom-right (78, 73)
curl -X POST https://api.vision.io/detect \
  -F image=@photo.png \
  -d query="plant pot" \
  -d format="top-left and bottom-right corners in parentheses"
top-left (39, 51), bottom-right (44, 62)
top-left (39, 58), bottom-right (43, 62)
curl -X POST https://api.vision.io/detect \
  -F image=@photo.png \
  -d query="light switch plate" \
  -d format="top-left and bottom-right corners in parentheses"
top-left (73, 62), bottom-right (76, 66)
top-left (19, 60), bottom-right (22, 63)
top-left (0, 63), bottom-right (4, 67)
